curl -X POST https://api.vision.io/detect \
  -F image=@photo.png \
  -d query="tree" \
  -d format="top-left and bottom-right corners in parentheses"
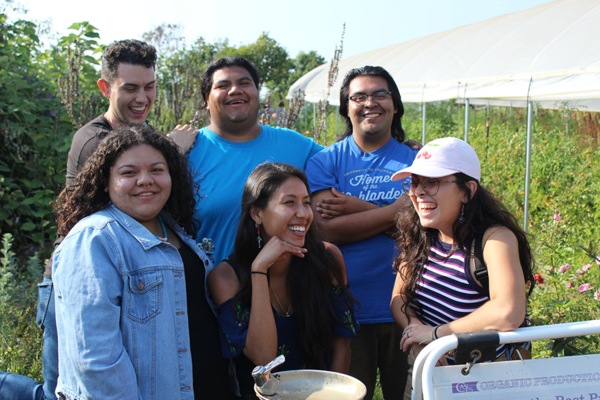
top-left (0, 10), bottom-right (75, 249)
top-left (225, 32), bottom-right (293, 98)
top-left (288, 50), bottom-right (326, 87)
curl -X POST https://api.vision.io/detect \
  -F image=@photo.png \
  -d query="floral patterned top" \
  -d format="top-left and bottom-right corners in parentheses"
top-left (215, 284), bottom-right (359, 398)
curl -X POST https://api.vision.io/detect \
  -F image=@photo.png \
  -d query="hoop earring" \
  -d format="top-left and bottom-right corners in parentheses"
top-left (458, 204), bottom-right (466, 224)
top-left (255, 221), bottom-right (262, 249)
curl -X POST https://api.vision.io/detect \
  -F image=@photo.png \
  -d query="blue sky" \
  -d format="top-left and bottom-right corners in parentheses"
top-left (16, 0), bottom-right (554, 60)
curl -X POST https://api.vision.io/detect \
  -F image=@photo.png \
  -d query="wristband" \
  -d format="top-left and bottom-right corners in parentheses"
top-left (251, 271), bottom-right (268, 276)
top-left (431, 325), bottom-right (438, 342)
top-left (433, 324), bottom-right (441, 339)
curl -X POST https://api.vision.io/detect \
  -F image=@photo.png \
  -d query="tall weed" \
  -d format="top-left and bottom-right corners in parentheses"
top-left (0, 234), bottom-right (44, 380)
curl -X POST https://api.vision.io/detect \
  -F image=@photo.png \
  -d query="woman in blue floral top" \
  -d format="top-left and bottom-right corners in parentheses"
top-left (208, 162), bottom-right (359, 399)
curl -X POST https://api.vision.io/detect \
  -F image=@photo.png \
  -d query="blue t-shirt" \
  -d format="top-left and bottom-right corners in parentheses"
top-left (305, 136), bottom-right (417, 324)
top-left (187, 125), bottom-right (323, 264)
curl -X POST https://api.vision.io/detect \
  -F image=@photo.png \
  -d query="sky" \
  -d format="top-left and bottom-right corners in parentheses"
top-left (12, 0), bottom-right (555, 61)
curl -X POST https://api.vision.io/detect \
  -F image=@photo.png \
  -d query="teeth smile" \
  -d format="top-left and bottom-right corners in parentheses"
top-left (364, 113), bottom-right (380, 118)
top-left (131, 106), bottom-right (145, 112)
top-left (419, 204), bottom-right (437, 210)
top-left (288, 226), bottom-right (305, 232)
top-left (138, 192), bottom-right (155, 197)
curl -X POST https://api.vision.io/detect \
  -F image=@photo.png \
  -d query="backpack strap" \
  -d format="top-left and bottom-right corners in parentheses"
top-left (472, 234), bottom-right (490, 298)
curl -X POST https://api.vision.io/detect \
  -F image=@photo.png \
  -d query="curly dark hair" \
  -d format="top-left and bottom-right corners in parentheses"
top-left (199, 56), bottom-right (260, 110)
top-left (55, 125), bottom-right (200, 238)
top-left (231, 162), bottom-right (355, 369)
top-left (394, 173), bottom-right (535, 320)
top-left (101, 39), bottom-right (157, 83)
top-left (338, 65), bottom-right (406, 143)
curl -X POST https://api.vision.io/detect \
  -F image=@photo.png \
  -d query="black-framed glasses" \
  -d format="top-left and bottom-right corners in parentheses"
top-left (401, 177), bottom-right (463, 196)
top-left (348, 91), bottom-right (392, 104)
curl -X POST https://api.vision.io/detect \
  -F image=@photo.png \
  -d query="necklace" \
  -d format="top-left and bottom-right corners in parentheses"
top-left (154, 215), bottom-right (168, 242)
top-left (269, 282), bottom-right (291, 317)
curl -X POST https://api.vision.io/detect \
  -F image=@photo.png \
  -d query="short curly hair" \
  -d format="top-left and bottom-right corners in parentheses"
top-left (55, 125), bottom-right (200, 238)
top-left (199, 56), bottom-right (260, 110)
top-left (101, 39), bottom-right (157, 83)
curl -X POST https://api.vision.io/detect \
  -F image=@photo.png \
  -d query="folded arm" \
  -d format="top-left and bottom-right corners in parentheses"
top-left (311, 188), bottom-right (408, 244)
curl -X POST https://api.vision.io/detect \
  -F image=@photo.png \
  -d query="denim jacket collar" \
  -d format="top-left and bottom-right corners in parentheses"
top-left (105, 204), bottom-right (182, 251)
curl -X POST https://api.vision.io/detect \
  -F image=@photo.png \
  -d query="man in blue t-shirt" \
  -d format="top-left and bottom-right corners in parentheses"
top-left (305, 66), bottom-right (418, 400)
top-left (187, 57), bottom-right (322, 265)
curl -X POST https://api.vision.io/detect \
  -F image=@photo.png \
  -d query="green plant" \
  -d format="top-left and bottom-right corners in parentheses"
top-left (0, 233), bottom-right (44, 379)
top-left (0, 9), bottom-right (70, 250)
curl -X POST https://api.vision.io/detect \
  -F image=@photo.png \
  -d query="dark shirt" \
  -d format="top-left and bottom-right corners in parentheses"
top-left (218, 254), bottom-right (359, 399)
top-left (179, 243), bottom-right (235, 399)
top-left (65, 114), bottom-right (113, 187)
top-left (44, 115), bottom-right (112, 278)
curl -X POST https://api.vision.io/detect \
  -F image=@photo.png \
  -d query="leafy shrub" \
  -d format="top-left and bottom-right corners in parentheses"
top-left (0, 10), bottom-right (75, 251)
top-left (0, 233), bottom-right (44, 380)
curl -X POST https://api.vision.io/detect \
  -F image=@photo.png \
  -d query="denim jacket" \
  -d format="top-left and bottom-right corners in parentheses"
top-left (52, 204), bottom-right (213, 400)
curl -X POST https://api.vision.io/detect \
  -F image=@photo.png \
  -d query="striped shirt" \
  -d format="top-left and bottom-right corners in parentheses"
top-left (412, 237), bottom-right (507, 361)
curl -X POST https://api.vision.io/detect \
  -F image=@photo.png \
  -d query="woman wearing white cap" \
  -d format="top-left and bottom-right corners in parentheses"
top-left (390, 137), bottom-right (535, 397)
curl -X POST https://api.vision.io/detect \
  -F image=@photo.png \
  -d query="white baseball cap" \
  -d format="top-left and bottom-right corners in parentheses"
top-left (391, 137), bottom-right (480, 181)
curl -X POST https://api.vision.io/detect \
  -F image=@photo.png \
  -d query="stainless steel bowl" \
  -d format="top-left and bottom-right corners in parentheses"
top-left (254, 369), bottom-right (367, 400)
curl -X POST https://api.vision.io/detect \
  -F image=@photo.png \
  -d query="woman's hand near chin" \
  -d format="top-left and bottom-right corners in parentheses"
top-left (244, 236), bottom-right (307, 366)
top-left (251, 236), bottom-right (307, 272)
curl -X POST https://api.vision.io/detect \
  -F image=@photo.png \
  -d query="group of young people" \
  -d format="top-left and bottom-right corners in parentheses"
top-left (0, 38), bottom-right (535, 400)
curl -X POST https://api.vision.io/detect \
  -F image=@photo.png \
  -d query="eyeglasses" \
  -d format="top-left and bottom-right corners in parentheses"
top-left (348, 91), bottom-right (392, 104)
top-left (401, 177), bottom-right (463, 196)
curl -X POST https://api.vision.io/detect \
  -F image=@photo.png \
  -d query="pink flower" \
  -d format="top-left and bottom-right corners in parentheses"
top-left (552, 214), bottom-right (562, 221)
top-left (576, 269), bottom-right (585, 275)
top-left (559, 264), bottom-right (571, 273)
top-left (534, 273), bottom-right (544, 284)
top-left (567, 282), bottom-right (574, 289)
top-left (578, 284), bottom-right (591, 294)
top-left (582, 264), bottom-right (593, 271)
top-left (595, 290), bottom-right (600, 301)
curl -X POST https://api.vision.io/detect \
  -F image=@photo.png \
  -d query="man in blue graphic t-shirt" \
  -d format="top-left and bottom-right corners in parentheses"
top-left (187, 57), bottom-right (322, 264)
top-left (305, 66), bottom-right (418, 400)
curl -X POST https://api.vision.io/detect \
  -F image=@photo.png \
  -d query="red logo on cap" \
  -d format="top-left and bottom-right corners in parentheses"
top-left (417, 151), bottom-right (431, 160)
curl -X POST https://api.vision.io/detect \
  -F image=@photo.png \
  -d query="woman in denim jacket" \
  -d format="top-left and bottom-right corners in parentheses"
top-left (52, 126), bottom-right (234, 400)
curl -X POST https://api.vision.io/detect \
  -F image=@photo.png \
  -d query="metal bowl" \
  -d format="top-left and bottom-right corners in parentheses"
top-left (254, 369), bottom-right (367, 400)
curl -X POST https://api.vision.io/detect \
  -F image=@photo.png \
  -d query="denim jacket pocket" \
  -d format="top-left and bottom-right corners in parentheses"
top-left (36, 278), bottom-right (53, 329)
top-left (126, 271), bottom-right (163, 323)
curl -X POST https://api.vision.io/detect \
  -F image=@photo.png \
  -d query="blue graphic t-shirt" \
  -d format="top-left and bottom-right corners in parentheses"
top-left (187, 125), bottom-right (323, 264)
top-left (305, 136), bottom-right (417, 323)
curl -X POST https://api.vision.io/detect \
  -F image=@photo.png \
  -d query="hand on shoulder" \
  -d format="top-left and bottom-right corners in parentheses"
top-left (168, 124), bottom-right (198, 154)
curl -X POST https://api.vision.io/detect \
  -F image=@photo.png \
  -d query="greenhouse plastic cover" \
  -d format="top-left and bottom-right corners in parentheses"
top-left (288, 0), bottom-right (600, 111)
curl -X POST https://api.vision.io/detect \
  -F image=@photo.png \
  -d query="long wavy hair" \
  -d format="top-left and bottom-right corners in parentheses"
top-left (55, 125), bottom-right (200, 237)
top-left (338, 65), bottom-right (406, 143)
top-left (394, 173), bottom-right (535, 319)
top-left (232, 162), bottom-right (355, 369)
